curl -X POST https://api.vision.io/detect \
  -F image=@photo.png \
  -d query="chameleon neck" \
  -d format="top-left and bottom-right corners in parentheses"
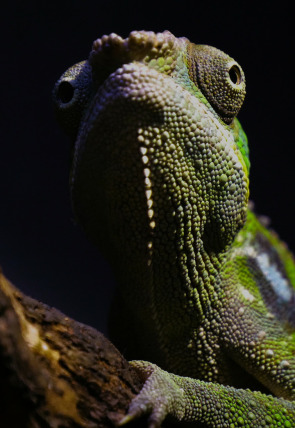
top-left (110, 178), bottom-right (227, 365)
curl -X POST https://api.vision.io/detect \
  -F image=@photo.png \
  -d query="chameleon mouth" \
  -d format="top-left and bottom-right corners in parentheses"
top-left (89, 30), bottom-right (178, 87)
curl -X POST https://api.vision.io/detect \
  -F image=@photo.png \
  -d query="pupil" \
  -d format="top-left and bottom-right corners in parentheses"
top-left (57, 81), bottom-right (75, 103)
top-left (229, 65), bottom-right (241, 85)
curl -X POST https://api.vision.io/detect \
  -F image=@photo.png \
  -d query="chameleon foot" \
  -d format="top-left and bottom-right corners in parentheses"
top-left (119, 361), bottom-right (185, 428)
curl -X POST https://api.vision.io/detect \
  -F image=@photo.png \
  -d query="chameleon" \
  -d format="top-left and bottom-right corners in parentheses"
top-left (53, 30), bottom-right (295, 427)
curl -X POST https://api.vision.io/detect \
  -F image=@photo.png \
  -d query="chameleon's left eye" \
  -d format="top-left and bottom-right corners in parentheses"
top-left (187, 44), bottom-right (246, 124)
top-left (228, 64), bottom-right (242, 85)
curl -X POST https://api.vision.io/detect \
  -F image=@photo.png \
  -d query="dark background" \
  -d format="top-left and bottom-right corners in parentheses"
top-left (1, 1), bottom-right (294, 334)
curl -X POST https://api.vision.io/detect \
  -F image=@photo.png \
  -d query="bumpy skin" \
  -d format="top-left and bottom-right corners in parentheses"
top-left (53, 31), bottom-right (295, 427)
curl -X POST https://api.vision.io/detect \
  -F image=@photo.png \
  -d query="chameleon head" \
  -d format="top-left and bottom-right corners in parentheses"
top-left (53, 31), bottom-right (249, 274)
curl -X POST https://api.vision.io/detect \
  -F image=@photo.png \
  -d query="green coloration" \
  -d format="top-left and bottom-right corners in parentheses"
top-left (232, 118), bottom-right (250, 172)
top-left (53, 31), bottom-right (295, 427)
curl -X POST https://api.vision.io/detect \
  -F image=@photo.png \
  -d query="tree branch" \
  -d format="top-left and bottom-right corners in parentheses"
top-left (0, 268), bottom-right (144, 427)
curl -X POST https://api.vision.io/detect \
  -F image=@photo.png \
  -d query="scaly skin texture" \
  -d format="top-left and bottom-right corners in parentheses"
top-left (53, 31), bottom-right (295, 427)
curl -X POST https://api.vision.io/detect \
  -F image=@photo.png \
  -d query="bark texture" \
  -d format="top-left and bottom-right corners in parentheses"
top-left (0, 268), bottom-right (144, 428)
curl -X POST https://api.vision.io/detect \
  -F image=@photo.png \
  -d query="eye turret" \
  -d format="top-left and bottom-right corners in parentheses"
top-left (53, 61), bottom-right (93, 139)
top-left (187, 44), bottom-right (246, 124)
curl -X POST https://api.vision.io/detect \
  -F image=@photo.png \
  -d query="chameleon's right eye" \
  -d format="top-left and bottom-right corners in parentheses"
top-left (53, 61), bottom-right (93, 139)
top-left (186, 44), bottom-right (246, 124)
top-left (56, 81), bottom-right (75, 104)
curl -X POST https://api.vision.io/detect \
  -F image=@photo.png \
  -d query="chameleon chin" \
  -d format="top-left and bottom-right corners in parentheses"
top-left (53, 30), bottom-right (295, 427)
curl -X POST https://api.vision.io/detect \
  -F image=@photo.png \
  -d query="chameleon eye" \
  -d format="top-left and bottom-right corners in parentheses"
top-left (186, 44), bottom-right (246, 124)
top-left (56, 81), bottom-right (75, 104)
top-left (53, 61), bottom-right (93, 139)
top-left (228, 64), bottom-right (242, 85)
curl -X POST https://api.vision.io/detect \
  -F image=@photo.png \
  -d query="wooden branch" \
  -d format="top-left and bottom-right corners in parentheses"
top-left (0, 268), bottom-right (145, 428)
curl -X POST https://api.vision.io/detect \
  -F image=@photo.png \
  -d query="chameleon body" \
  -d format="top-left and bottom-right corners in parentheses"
top-left (53, 31), bottom-right (295, 427)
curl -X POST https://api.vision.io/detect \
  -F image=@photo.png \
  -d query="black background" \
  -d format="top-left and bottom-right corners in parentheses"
top-left (1, 1), bottom-right (295, 333)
